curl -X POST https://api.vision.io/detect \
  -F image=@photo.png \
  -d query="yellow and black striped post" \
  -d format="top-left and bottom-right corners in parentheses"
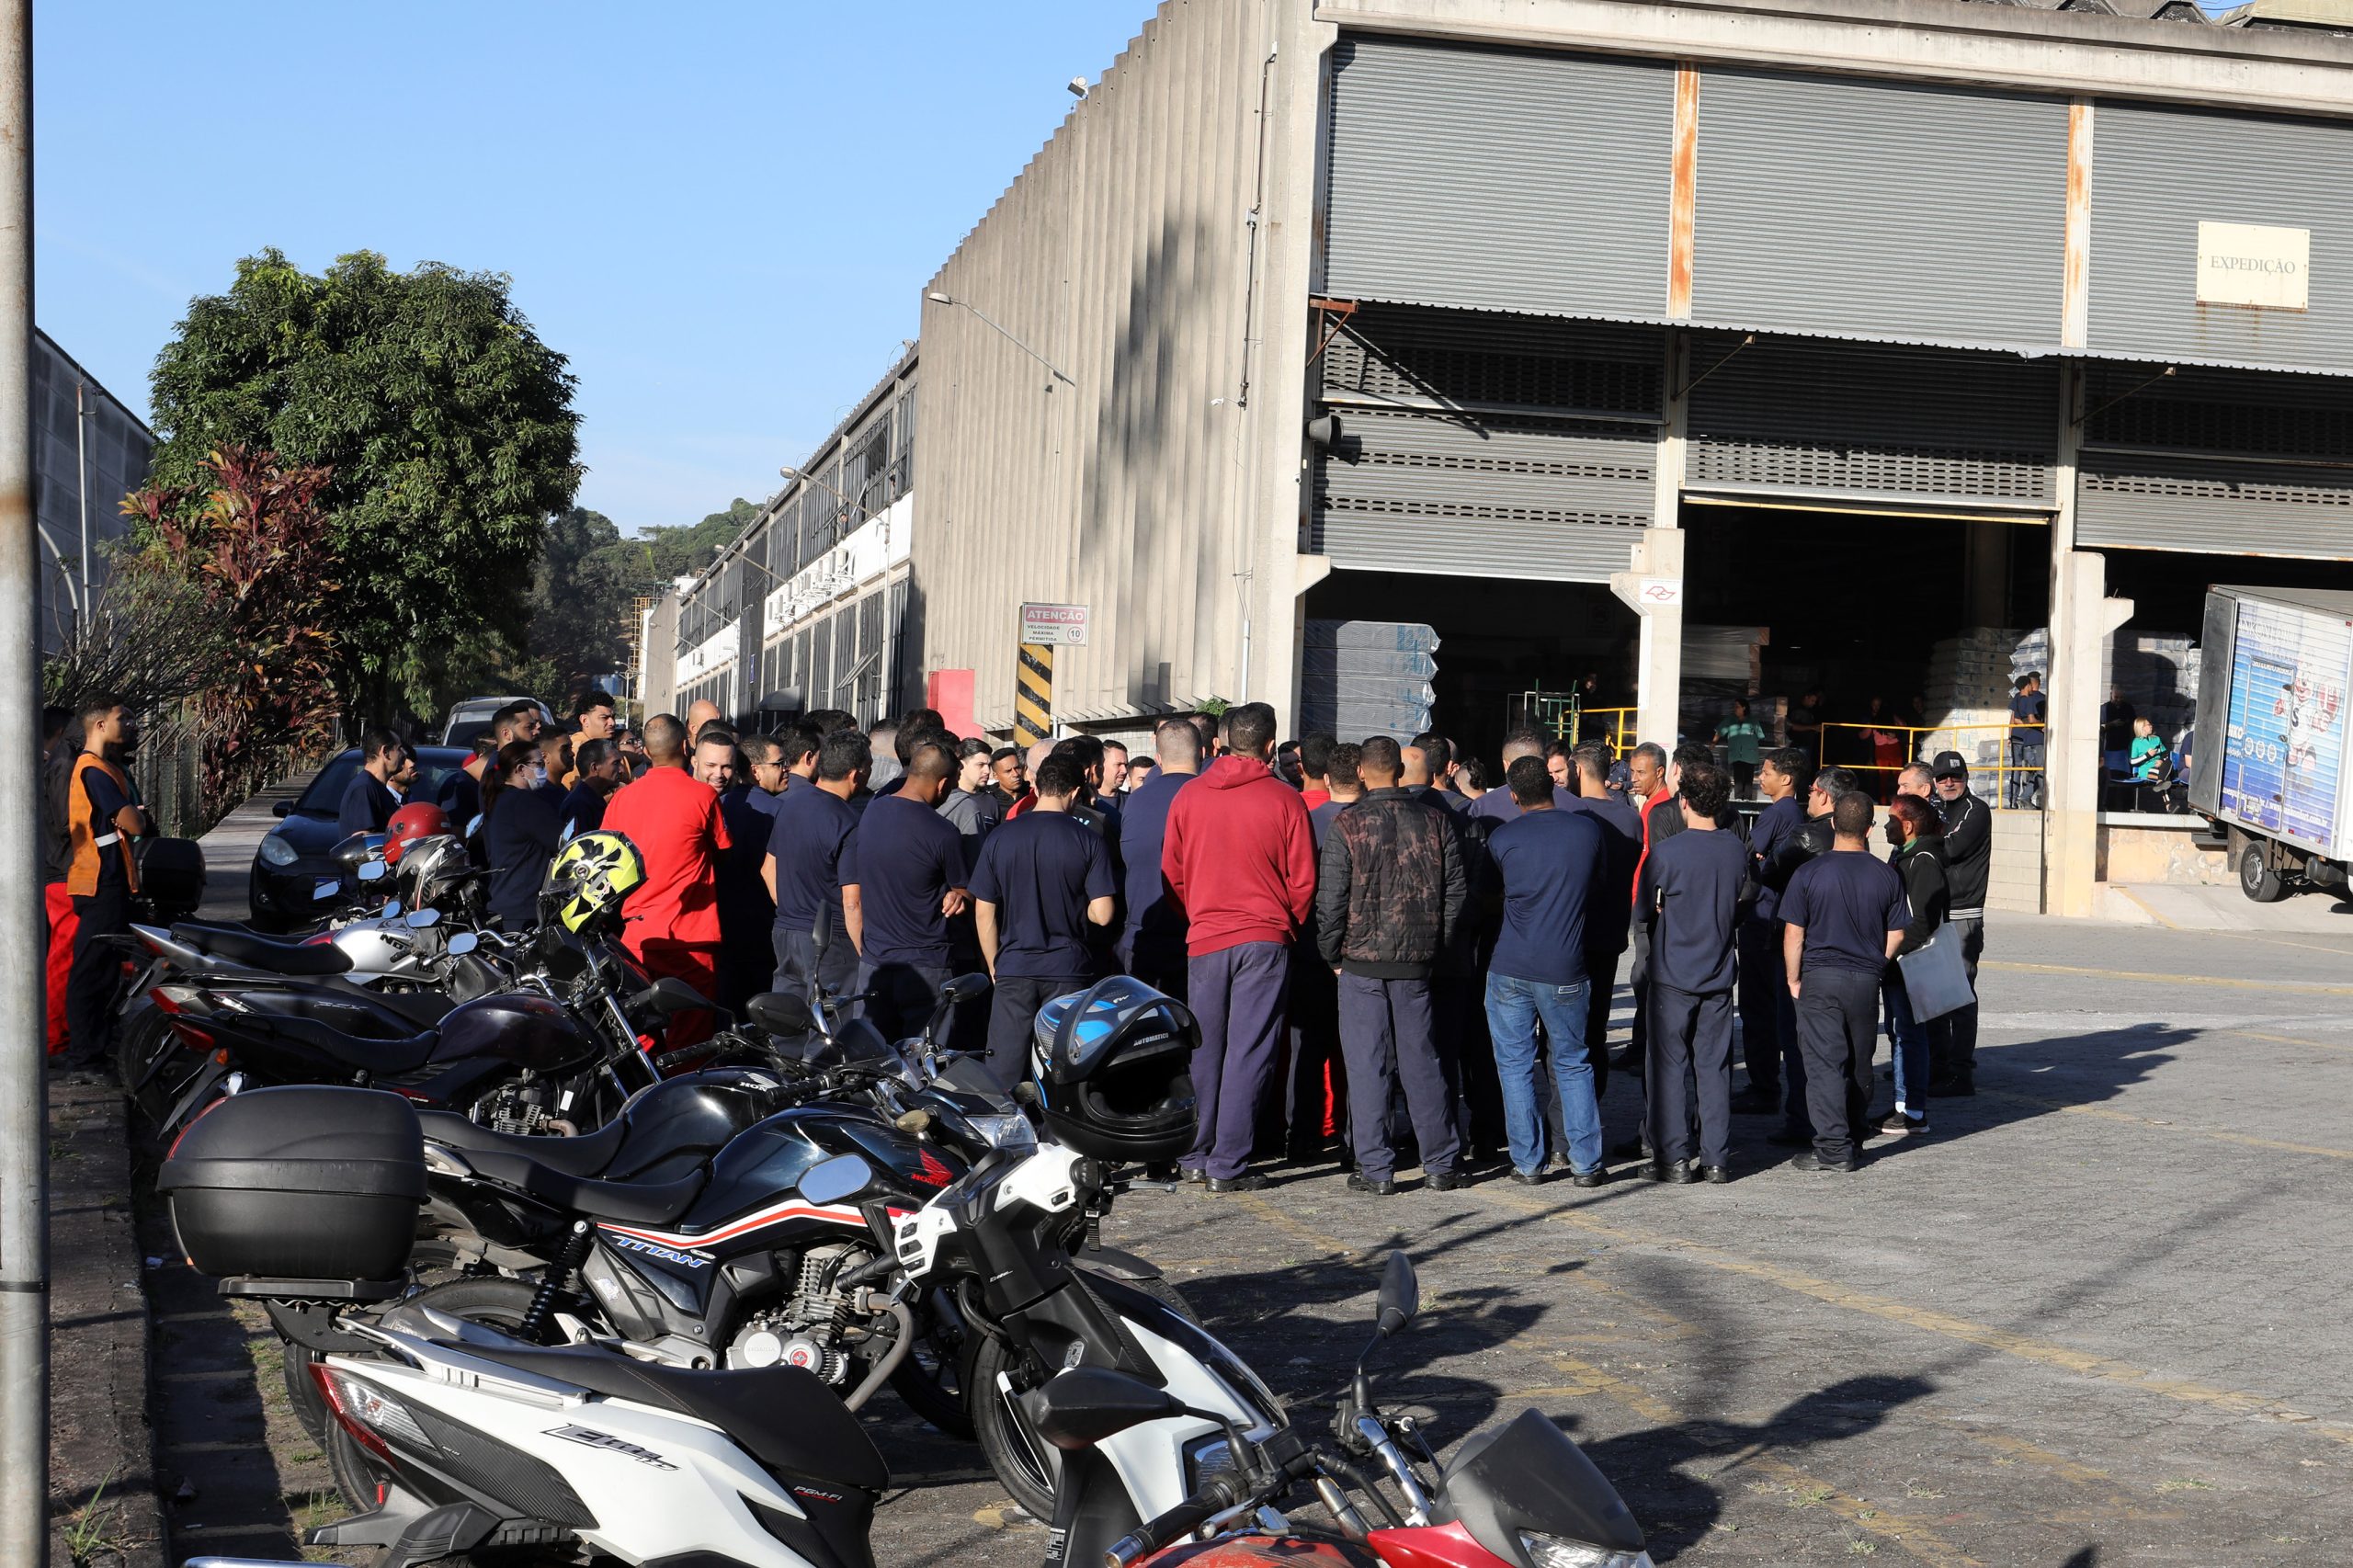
top-left (1014, 642), bottom-right (1053, 744)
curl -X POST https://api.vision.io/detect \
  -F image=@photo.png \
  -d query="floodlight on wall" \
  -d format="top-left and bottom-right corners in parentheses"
top-left (1068, 76), bottom-right (1090, 100)
top-left (926, 291), bottom-right (1075, 392)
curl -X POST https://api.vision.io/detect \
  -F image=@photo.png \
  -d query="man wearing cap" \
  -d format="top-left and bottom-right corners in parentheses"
top-left (1927, 751), bottom-right (1989, 1096)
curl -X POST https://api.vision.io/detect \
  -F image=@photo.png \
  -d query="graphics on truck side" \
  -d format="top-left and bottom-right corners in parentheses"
top-left (2217, 598), bottom-right (2348, 855)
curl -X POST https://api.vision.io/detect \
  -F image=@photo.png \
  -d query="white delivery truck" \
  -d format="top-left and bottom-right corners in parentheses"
top-left (2191, 586), bottom-right (2353, 903)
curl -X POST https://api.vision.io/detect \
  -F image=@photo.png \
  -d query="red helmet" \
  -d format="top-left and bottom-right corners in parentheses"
top-left (384, 802), bottom-right (449, 865)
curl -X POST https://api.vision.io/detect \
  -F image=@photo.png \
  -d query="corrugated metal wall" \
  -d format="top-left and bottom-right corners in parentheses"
top-left (2089, 104), bottom-right (2353, 376)
top-left (1320, 37), bottom-right (1675, 321)
top-left (1690, 70), bottom-right (2068, 349)
top-left (2077, 361), bottom-right (2353, 558)
top-left (1686, 334), bottom-right (2062, 510)
top-left (1310, 304), bottom-right (1659, 579)
top-left (914, 0), bottom-right (1311, 729)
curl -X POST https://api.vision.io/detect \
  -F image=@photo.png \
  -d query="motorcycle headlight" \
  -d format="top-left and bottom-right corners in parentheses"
top-left (1518, 1535), bottom-right (1653, 1568)
top-left (1182, 1433), bottom-right (1237, 1492)
top-left (257, 835), bottom-right (298, 869)
top-left (967, 1112), bottom-right (1037, 1154)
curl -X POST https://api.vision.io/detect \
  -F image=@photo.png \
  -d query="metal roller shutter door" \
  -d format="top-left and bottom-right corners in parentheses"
top-left (1321, 36), bottom-right (1675, 322)
top-left (2076, 364), bottom-right (2353, 559)
top-left (1311, 305), bottom-right (1661, 581)
top-left (1691, 69), bottom-right (2067, 350)
top-left (1686, 334), bottom-right (2060, 511)
top-left (2088, 105), bottom-right (2353, 377)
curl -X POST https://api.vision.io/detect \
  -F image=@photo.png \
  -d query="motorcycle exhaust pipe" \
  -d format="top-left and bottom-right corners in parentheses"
top-left (843, 1298), bottom-right (916, 1412)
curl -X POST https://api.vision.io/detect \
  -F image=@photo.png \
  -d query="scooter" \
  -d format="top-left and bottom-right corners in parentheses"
top-left (1026, 1251), bottom-right (1652, 1568)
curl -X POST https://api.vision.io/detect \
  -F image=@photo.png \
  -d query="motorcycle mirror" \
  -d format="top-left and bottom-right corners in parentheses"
top-left (651, 976), bottom-right (712, 1013)
top-left (405, 907), bottom-right (442, 930)
top-left (941, 972), bottom-right (993, 1006)
top-left (465, 812), bottom-right (485, 840)
top-left (1028, 1367), bottom-right (1186, 1451)
top-left (1375, 1250), bottom-right (1420, 1338)
top-left (383, 900), bottom-right (404, 919)
top-left (447, 931), bottom-right (479, 956)
top-left (747, 992), bottom-right (818, 1037)
top-left (798, 1153), bottom-right (872, 1207)
top-left (311, 879), bottom-right (342, 903)
top-left (356, 859), bottom-right (388, 884)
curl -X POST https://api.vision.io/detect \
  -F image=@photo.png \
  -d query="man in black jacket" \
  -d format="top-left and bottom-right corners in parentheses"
top-left (1927, 751), bottom-right (1990, 1095)
top-left (1316, 736), bottom-right (1469, 1194)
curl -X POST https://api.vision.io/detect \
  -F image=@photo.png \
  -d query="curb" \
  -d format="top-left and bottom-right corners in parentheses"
top-left (47, 1074), bottom-right (166, 1568)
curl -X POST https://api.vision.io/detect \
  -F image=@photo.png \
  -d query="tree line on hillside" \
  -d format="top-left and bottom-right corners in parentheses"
top-left (42, 247), bottom-right (761, 825)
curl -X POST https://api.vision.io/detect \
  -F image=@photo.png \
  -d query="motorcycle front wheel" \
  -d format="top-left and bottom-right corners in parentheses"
top-left (970, 1275), bottom-right (1199, 1521)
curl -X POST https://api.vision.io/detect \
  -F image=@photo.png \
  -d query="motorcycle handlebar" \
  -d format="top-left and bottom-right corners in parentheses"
top-left (1105, 1474), bottom-right (1249, 1567)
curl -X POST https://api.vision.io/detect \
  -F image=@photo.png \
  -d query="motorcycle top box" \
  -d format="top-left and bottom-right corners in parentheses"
top-left (159, 1085), bottom-right (426, 1290)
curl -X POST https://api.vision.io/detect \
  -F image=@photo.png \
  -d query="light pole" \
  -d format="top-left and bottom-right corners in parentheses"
top-left (0, 5), bottom-right (42, 1562)
top-left (925, 290), bottom-right (1074, 392)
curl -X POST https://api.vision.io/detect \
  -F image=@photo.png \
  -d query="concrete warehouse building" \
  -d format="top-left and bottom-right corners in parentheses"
top-left (658, 0), bottom-right (2353, 916)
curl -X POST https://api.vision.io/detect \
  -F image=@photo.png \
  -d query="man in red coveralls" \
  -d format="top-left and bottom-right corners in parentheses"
top-left (599, 713), bottom-right (730, 1047)
top-left (1161, 701), bottom-right (1317, 1194)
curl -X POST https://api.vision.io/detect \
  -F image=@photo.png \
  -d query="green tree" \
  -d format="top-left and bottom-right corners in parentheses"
top-left (519, 506), bottom-right (650, 704)
top-left (637, 497), bottom-right (761, 583)
top-left (146, 249), bottom-right (583, 723)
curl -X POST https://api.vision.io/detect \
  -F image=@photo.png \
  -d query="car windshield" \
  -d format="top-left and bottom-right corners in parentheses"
top-left (292, 753), bottom-right (464, 817)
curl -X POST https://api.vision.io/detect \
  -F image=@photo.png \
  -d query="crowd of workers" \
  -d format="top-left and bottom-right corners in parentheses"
top-left (43, 683), bottom-right (1995, 1187)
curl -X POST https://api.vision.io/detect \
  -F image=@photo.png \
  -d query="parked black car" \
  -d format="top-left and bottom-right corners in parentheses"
top-left (249, 746), bottom-right (472, 927)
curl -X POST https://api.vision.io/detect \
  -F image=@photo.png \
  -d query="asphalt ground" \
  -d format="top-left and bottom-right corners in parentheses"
top-left (162, 911), bottom-right (2353, 1567)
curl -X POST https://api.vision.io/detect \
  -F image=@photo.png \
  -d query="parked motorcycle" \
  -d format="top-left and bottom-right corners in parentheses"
top-left (163, 1085), bottom-right (929, 1568)
top-left (1027, 1250), bottom-right (1652, 1568)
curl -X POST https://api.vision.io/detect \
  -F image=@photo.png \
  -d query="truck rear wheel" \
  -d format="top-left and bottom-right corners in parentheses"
top-left (2240, 842), bottom-right (2288, 903)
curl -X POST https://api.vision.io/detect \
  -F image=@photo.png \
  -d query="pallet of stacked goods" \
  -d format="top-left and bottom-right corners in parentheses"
top-left (1300, 619), bottom-right (1440, 740)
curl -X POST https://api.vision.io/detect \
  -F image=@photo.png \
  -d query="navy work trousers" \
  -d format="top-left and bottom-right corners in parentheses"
top-left (1184, 941), bottom-right (1292, 1181)
top-left (1337, 972), bottom-right (1460, 1184)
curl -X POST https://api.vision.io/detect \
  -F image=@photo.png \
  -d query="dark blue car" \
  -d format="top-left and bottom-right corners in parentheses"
top-left (249, 745), bottom-right (472, 927)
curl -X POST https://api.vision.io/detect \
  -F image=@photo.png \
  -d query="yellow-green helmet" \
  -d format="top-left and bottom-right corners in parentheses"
top-left (542, 829), bottom-right (646, 935)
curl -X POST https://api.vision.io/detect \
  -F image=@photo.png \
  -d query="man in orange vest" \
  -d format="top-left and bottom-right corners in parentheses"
top-left (64, 691), bottom-right (149, 1067)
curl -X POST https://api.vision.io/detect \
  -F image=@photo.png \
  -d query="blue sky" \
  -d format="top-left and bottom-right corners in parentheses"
top-left (35, 1), bottom-right (1158, 533)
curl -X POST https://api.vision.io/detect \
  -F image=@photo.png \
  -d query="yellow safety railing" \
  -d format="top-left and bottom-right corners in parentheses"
top-left (1812, 721), bottom-right (2045, 809)
top-left (1576, 707), bottom-right (1638, 760)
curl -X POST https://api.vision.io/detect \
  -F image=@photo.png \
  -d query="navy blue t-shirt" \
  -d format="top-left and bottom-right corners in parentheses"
top-left (765, 785), bottom-right (859, 942)
top-left (336, 771), bottom-right (399, 835)
top-left (436, 767), bottom-right (483, 834)
top-left (840, 793), bottom-right (969, 968)
top-left (1485, 806), bottom-right (1607, 986)
top-left (1467, 784), bottom-right (1576, 824)
top-left (716, 786), bottom-right (781, 933)
top-left (1117, 769), bottom-right (1196, 951)
top-left (556, 782), bottom-right (608, 841)
top-left (1748, 795), bottom-right (1808, 921)
top-left (1308, 798), bottom-right (1350, 851)
top-left (1780, 850), bottom-right (1912, 976)
top-left (1636, 828), bottom-right (1748, 994)
top-left (483, 786), bottom-right (561, 932)
top-left (970, 811), bottom-right (1116, 980)
top-left (1568, 792), bottom-right (1643, 956)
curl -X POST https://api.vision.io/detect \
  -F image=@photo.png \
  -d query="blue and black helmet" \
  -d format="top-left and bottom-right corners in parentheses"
top-left (1029, 975), bottom-right (1198, 1162)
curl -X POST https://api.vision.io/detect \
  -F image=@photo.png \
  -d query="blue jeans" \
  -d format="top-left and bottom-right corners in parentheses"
top-left (1484, 972), bottom-right (1603, 1176)
top-left (1883, 971), bottom-right (1931, 1117)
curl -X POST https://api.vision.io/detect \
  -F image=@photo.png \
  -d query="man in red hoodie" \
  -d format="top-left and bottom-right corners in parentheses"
top-left (1162, 701), bottom-right (1318, 1193)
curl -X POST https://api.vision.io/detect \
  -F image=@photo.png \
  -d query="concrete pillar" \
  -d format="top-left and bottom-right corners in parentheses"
top-left (1612, 528), bottom-right (1688, 750)
top-left (2042, 364), bottom-right (2133, 916)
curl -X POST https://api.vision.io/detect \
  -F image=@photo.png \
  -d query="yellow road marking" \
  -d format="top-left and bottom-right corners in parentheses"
top-left (2229, 1027), bottom-right (2353, 1057)
top-left (1982, 960), bottom-right (2353, 997)
top-left (1977, 1087), bottom-right (2353, 1163)
top-left (1470, 1187), bottom-right (2353, 1449)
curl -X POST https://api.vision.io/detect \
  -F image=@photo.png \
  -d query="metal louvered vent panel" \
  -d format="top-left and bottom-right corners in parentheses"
top-left (2077, 450), bottom-right (2353, 560)
top-left (1686, 333), bottom-right (2060, 506)
top-left (1321, 304), bottom-right (1664, 416)
top-left (2083, 363), bottom-right (2353, 461)
top-left (1322, 36), bottom-right (1675, 321)
top-left (1691, 69), bottom-right (2067, 347)
top-left (2089, 105), bottom-right (2353, 375)
top-left (1312, 406), bottom-right (1654, 582)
